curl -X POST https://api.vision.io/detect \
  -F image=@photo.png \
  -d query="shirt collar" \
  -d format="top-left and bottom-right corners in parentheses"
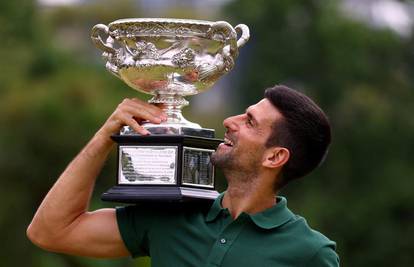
top-left (205, 192), bottom-right (225, 222)
top-left (206, 192), bottom-right (295, 229)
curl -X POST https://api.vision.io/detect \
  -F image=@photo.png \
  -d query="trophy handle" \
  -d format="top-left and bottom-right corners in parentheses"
top-left (235, 24), bottom-right (250, 49)
top-left (208, 21), bottom-right (237, 57)
top-left (199, 22), bottom-right (250, 77)
top-left (91, 24), bottom-right (116, 54)
top-left (91, 24), bottom-right (120, 78)
top-left (209, 21), bottom-right (250, 60)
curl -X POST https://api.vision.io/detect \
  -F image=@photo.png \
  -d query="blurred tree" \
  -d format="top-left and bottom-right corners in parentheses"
top-left (224, 0), bottom-right (414, 266)
top-left (0, 0), bottom-right (148, 266)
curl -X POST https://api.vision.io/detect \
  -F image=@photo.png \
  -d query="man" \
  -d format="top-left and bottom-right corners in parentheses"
top-left (27, 85), bottom-right (339, 266)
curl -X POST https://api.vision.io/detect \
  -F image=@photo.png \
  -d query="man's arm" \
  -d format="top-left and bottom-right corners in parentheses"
top-left (26, 98), bottom-right (166, 258)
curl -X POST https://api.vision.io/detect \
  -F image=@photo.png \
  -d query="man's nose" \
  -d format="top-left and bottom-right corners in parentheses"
top-left (223, 115), bottom-right (242, 131)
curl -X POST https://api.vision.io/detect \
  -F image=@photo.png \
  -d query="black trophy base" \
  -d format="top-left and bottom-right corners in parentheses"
top-left (101, 185), bottom-right (220, 203)
top-left (102, 133), bottom-right (223, 204)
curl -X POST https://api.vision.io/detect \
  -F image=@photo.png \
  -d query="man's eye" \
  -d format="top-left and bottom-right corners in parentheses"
top-left (246, 118), bottom-right (253, 126)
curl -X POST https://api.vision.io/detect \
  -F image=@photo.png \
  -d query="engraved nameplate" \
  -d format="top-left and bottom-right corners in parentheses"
top-left (118, 146), bottom-right (177, 185)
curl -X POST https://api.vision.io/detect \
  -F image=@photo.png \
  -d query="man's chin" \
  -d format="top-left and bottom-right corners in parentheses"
top-left (211, 150), bottom-right (232, 168)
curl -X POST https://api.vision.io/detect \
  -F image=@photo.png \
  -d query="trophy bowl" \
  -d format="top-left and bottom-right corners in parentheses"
top-left (92, 18), bottom-right (249, 135)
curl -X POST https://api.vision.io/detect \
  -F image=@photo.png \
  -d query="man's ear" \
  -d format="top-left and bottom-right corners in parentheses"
top-left (262, 147), bottom-right (290, 169)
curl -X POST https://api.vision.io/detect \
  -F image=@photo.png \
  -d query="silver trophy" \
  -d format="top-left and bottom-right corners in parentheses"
top-left (91, 18), bottom-right (249, 202)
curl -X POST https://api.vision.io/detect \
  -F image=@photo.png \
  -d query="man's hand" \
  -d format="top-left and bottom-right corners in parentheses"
top-left (97, 98), bottom-right (167, 138)
top-left (27, 99), bottom-right (165, 258)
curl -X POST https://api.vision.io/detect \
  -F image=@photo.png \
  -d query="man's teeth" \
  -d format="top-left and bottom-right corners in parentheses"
top-left (224, 137), bottom-right (234, 146)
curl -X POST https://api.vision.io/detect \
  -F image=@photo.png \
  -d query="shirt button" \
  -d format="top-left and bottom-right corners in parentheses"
top-left (220, 238), bottom-right (227, 244)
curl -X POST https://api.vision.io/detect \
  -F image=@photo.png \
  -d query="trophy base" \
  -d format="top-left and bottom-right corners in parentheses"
top-left (101, 185), bottom-right (219, 203)
top-left (102, 134), bottom-right (222, 203)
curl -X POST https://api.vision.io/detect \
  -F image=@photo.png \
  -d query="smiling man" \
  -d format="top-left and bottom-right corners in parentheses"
top-left (27, 85), bottom-right (339, 266)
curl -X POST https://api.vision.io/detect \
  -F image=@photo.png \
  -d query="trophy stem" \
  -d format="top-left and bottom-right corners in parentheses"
top-left (148, 94), bottom-right (201, 129)
top-left (148, 93), bottom-right (188, 115)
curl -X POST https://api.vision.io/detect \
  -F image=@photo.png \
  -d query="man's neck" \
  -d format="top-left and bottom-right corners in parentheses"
top-left (222, 176), bottom-right (277, 220)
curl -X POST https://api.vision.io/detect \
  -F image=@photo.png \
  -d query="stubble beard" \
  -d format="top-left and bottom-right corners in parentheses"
top-left (211, 150), bottom-right (234, 169)
top-left (211, 148), bottom-right (261, 184)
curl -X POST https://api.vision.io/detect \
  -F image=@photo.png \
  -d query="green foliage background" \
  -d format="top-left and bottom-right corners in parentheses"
top-left (1, 0), bottom-right (413, 266)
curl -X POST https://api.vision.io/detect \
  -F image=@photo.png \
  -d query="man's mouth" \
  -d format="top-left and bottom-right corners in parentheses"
top-left (223, 136), bottom-right (234, 147)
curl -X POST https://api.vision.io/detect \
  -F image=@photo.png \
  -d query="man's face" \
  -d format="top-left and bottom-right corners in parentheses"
top-left (211, 99), bottom-right (282, 173)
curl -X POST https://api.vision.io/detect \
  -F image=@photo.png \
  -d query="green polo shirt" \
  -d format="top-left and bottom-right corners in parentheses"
top-left (116, 194), bottom-right (339, 266)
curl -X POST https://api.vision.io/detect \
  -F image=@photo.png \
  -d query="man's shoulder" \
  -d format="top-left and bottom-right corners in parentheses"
top-left (278, 214), bottom-right (335, 248)
top-left (276, 213), bottom-right (338, 265)
top-left (288, 214), bottom-right (333, 241)
top-left (258, 196), bottom-right (336, 252)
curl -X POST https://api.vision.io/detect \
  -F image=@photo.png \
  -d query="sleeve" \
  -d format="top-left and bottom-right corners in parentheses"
top-left (116, 205), bottom-right (153, 258)
top-left (306, 244), bottom-right (340, 267)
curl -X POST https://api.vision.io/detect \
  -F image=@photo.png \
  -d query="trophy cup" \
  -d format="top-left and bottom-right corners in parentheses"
top-left (91, 18), bottom-right (249, 203)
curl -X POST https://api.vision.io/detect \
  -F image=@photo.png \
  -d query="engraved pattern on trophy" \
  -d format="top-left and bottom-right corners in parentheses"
top-left (92, 18), bottom-right (250, 136)
top-left (172, 48), bottom-right (196, 68)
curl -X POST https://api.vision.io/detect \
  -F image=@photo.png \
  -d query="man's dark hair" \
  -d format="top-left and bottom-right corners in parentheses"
top-left (264, 85), bottom-right (331, 187)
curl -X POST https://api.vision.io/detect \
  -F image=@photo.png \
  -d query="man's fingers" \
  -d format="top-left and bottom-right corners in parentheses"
top-left (126, 98), bottom-right (167, 120)
top-left (99, 98), bottom-right (168, 137)
top-left (120, 105), bottom-right (163, 124)
top-left (120, 99), bottom-right (167, 121)
top-left (125, 117), bottom-right (150, 135)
